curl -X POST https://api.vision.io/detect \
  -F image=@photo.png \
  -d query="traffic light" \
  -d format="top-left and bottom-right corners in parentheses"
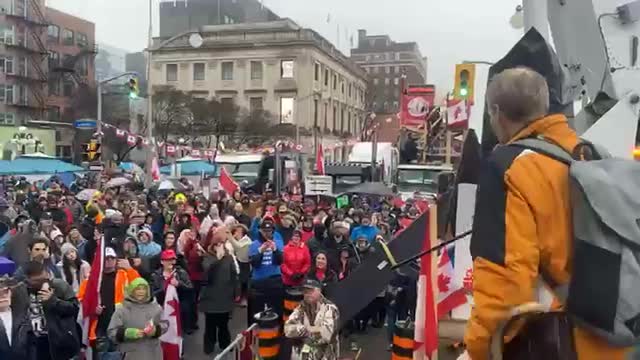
top-left (634, 147), bottom-right (640, 160)
top-left (128, 78), bottom-right (139, 99)
top-left (453, 63), bottom-right (476, 102)
top-left (82, 141), bottom-right (101, 162)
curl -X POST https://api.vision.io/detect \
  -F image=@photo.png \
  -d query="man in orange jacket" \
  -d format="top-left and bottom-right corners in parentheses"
top-left (78, 247), bottom-right (139, 356)
top-left (462, 67), bottom-right (630, 360)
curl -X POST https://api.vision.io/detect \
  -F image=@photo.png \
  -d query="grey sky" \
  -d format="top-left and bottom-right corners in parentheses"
top-left (45, 0), bottom-right (524, 93)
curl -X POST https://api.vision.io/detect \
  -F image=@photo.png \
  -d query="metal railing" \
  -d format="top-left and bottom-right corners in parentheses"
top-left (213, 323), bottom-right (258, 360)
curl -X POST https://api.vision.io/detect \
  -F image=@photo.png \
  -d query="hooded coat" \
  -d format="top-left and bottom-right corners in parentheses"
top-left (107, 278), bottom-right (168, 360)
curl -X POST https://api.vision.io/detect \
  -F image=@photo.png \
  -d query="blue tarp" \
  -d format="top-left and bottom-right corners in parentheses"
top-left (0, 158), bottom-right (85, 175)
top-left (160, 160), bottom-right (216, 176)
top-left (43, 172), bottom-right (77, 188)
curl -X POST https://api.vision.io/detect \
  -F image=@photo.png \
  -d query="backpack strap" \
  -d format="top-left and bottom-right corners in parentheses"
top-left (510, 137), bottom-right (574, 166)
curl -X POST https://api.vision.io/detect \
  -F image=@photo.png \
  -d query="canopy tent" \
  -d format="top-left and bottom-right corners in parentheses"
top-left (160, 160), bottom-right (216, 176)
top-left (0, 157), bottom-right (84, 175)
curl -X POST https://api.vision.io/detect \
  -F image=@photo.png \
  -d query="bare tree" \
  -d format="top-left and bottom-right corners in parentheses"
top-left (152, 86), bottom-right (192, 143)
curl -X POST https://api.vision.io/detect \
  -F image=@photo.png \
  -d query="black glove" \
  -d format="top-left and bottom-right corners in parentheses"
top-left (291, 273), bottom-right (305, 281)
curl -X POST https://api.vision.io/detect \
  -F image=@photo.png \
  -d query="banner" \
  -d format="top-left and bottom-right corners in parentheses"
top-left (401, 86), bottom-right (435, 127)
top-left (452, 183), bottom-right (477, 320)
top-left (447, 99), bottom-right (471, 130)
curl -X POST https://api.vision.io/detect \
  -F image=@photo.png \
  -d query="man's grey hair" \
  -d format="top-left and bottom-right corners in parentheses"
top-left (486, 67), bottom-right (550, 124)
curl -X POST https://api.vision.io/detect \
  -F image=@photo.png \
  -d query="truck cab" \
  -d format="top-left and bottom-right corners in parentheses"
top-left (395, 163), bottom-right (454, 200)
top-left (214, 153), bottom-right (263, 189)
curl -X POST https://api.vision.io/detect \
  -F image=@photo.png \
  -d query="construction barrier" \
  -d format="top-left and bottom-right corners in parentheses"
top-left (283, 287), bottom-right (303, 322)
top-left (254, 308), bottom-right (281, 360)
top-left (392, 320), bottom-right (415, 360)
top-left (213, 323), bottom-right (258, 360)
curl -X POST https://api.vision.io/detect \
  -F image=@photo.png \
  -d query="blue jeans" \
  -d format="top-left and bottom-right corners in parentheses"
top-left (98, 352), bottom-right (122, 360)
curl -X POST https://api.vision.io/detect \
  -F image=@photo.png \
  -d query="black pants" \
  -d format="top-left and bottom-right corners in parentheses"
top-left (203, 312), bottom-right (231, 354)
top-left (183, 280), bottom-right (201, 331)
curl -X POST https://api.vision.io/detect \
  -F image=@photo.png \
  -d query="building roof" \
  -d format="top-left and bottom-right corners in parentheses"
top-left (151, 19), bottom-right (367, 81)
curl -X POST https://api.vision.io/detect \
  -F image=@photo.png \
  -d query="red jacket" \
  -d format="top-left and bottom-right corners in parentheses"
top-left (300, 229), bottom-right (314, 244)
top-left (183, 238), bottom-right (204, 281)
top-left (281, 242), bottom-right (311, 286)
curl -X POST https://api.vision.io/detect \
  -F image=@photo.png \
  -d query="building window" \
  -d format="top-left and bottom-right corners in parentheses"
top-left (48, 106), bottom-right (60, 122)
top-left (385, 78), bottom-right (390, 85)
top-left (394, 66), bottom-right (400, 73)
top-left (323, 103), bottom-right (328, 129)
top-left (0, 112), bottom-right (15, 126)
top-left (348, 84), bottom-right (352, 98)
top-left (56, 145), bottom-right (72, 160)
top-left (372, 101), bottom-right (377, 110)
top-left (62, 29), bottom-right (74, 45)
top-left (365, 68), bottom-right (370, 74)
top-left (340, 109), bottom-right (345, 131)
top-left (347, 112), bottom-right (351, 134)
top-left (220, 98), bottom-right (234, 108)
top-left (221, 61), bottom-right (234, 80)
top-left (313, 99), bottom-right (319, 127)
top-left (332, 74), bottom-right (337, 90)
top-left (0, 56), bottom-right (14, 74)
top-left (324, 68), bottom-right (329, 86)
top-left (373, 78), bottom-right (379, 85)
top-left (393, 101), bottom-right (399, 110)
top-left (341, 81), bottom-right (345, 94)
top-left (332, 105), bottom-right (337, 130)
top-left (0, 85), bottom-right (14, 103)
top-left (1, 26), bottom-right (14, 45)
top-left (250, 61), bottom-right (263, 80)
top-left (77, 57), bottom-right (88, 76)
top-left (47, 25), bottom-right (59, 43)
top-left (193, 63), bottom-right (205, 81)
top-left (280, 97), bottom-right (294, 124)
top-left (166, 63), bottom-right (178, 82)
top-left (395, 52), bottom-right (401, 60)
top-left (385, 66), bottom-right (391, 74)
top-left (394, 78), bottom-right (399, 85)
top-left (76, 33), bottom-right (88, 48)
top-left (373, 67), bottom-right (379, 74)
top-left (48, 78), bottom-right (60, 96)
top-left (281, 60), bottom-right (294, 78)
top-left (249, 97), bottom-right (263, 113)
top-left (48, 51), bottom-right (59, 69)
top-left (63, 79), bottom-right (74, 97)
top-left (314, 63), bottom-right (320, 81)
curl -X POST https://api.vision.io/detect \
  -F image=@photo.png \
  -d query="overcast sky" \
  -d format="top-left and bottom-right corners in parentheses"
top-left (46, 0), bottom-right (524, 92)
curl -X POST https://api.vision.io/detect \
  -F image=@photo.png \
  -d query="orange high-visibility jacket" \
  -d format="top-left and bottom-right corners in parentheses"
top-left (464, 115), bottom-right (631, 360)
top-left (77, 268), bottom-right (139, 341)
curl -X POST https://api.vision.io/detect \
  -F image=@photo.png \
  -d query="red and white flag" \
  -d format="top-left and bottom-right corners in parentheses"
top-left (315, 144), bottom-right (325, 175)
top-left (219, 167), bottom-right (239, 194)
top-left (414, 208), bottom-right (438, 359)
top-left (116, 129), bottom-right (126, 138)
top-left (191, 149), bottom-right (201, 158)
top-left (166, 145), bottom-right (176, 156)
top-left (151, 155), bottom-right (161, 181)
top-left (447, 99), bottom-right (470, 129)
top-left (437, 249), bottom-right (467, 318)
top-left (127, 135), bottom-right (137, 146)
top-left (160, 279), bottom-right (182, 360)
top-left (80, 237), bottom-right (105, 360)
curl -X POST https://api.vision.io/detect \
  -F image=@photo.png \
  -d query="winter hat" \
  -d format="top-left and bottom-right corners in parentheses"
top-left (50, 229), bottom-right (64, 241)
top-left (137, 227), bottom-right (154, 242)
top-left (332, 221), bottom-right (350, 232)
top-left (61, 242), bottom-right (77, 257)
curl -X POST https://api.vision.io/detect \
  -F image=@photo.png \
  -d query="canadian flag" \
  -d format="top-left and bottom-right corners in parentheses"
top-left (447, 99), bottom-right (470, 129)
top-left (127, 135), bottom-right (137, 146)
top-left (80, 237), bottom-right (105, 360)
top-left (414, 208), bottom-right (438, 360)
top-left (219, 167), bottom-right (239, 195)
top-left (437, 249), bottom-right (467, 318)
top-left (166, 145), bottom-right (176, 156)
top-left (116, 129), bottom-right (126, 138)
top-left (151, 155), bottom-right (161, 181)
top-left (160, 279), bottom-right (182, 360)
top-left (191, 149), bottom-right (201, 157)
top-left (203, 149), bottom-right (214, 158)
top-left (315, 144), bottom-right (325, 175)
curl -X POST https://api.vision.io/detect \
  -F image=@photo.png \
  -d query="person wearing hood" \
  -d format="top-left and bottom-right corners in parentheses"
top-left (350, 213), bottom-right (380, 244)
top-left (229, 224), bottom-right (252, 307)
top-left (200, 227), bottom-right (239, 355)
top-left (277, 213), bottom-right (297, 245)
top-left (300, 216), bottom-right (314, 243)
top-left (136, 227), bottom-right (161, 280)
top-left (107, 278), bottom-right (168, 360)
top-left (66, 226), bottom-right (87, 261)
top-left (199, 204), bottom-right (221, 239)
top-left (56, 243), bottom-right (90, 293)
top-left (48, 228), bottom-right (64, 265)
top-left (247, 219), bottom-right (284, 327)
top-left (281, 229), bottom-right (311, 288)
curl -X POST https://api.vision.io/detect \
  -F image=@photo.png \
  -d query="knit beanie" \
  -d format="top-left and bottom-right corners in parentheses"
top-left (61, 242), bottom-right (77, 257)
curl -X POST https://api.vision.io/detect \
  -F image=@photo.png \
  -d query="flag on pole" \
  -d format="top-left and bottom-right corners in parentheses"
top-left (316, 144), bottom-right (325, 175)
top-left (437, 249), bottom-right (467, 318)
top-left (116, 129), bottom-right (126, 138)
top-left (81, 237), bottom-right (105, 360)
top-left (219, 167), bottom-right (239, 194)
top-left (151, 155), bottom-right (161, 181)
top-left (414, 207), bottom-right (438, 359)
top-left (160, 277), bottom-right (182, 360)
top-left (446, 99), bottom-right (470, 129)
top-left (127, 135), bottom-right (137, 146)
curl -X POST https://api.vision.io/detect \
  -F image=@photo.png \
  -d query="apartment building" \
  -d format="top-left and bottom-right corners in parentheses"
top-left (351, 29), bottom-right (427, 114)
top-left (149, 19), bottom-right (368, 144)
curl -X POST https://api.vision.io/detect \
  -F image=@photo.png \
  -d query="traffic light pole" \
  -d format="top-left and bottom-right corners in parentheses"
top-left (96, 71), bottom-right (140, 142)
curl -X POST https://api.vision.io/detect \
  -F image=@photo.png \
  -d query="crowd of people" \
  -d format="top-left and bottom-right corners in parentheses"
top-left (0, 175), bottom-right (425, 360)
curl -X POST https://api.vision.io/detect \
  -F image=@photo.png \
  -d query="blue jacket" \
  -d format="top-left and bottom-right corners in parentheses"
top-left (248, 236), bottom-right (284, 281)
top-left (350, 225), bottom-right (380, 244)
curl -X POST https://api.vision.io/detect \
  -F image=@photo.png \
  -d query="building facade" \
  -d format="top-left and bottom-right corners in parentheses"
top-left (350, 29), bottom-right (427, 114)
top-left (159, 0), bottom-right (280, 38)
top-left (149, 19), bottom-right (368, 146)
top-left (0, 0), bottom-right (49, 126)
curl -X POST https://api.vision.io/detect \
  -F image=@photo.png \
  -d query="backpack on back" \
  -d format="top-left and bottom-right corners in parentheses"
top-left (511, 137), bottom-right (640, 347)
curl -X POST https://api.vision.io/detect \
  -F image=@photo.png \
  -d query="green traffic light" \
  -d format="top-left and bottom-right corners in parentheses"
top-left (459, 88), bottom-right (468, 97)
top-left (129, 92), bottom-right (138, 99)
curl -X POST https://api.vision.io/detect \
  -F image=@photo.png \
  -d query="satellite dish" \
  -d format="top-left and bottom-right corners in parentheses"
top-left (510, 5), bottom-right (524, 29)
top-left (188, 33), bottom-right (204, 48)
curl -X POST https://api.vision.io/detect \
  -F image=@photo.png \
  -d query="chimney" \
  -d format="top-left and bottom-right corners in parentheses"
top-left (358, 29), bottom-right (367, 46)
